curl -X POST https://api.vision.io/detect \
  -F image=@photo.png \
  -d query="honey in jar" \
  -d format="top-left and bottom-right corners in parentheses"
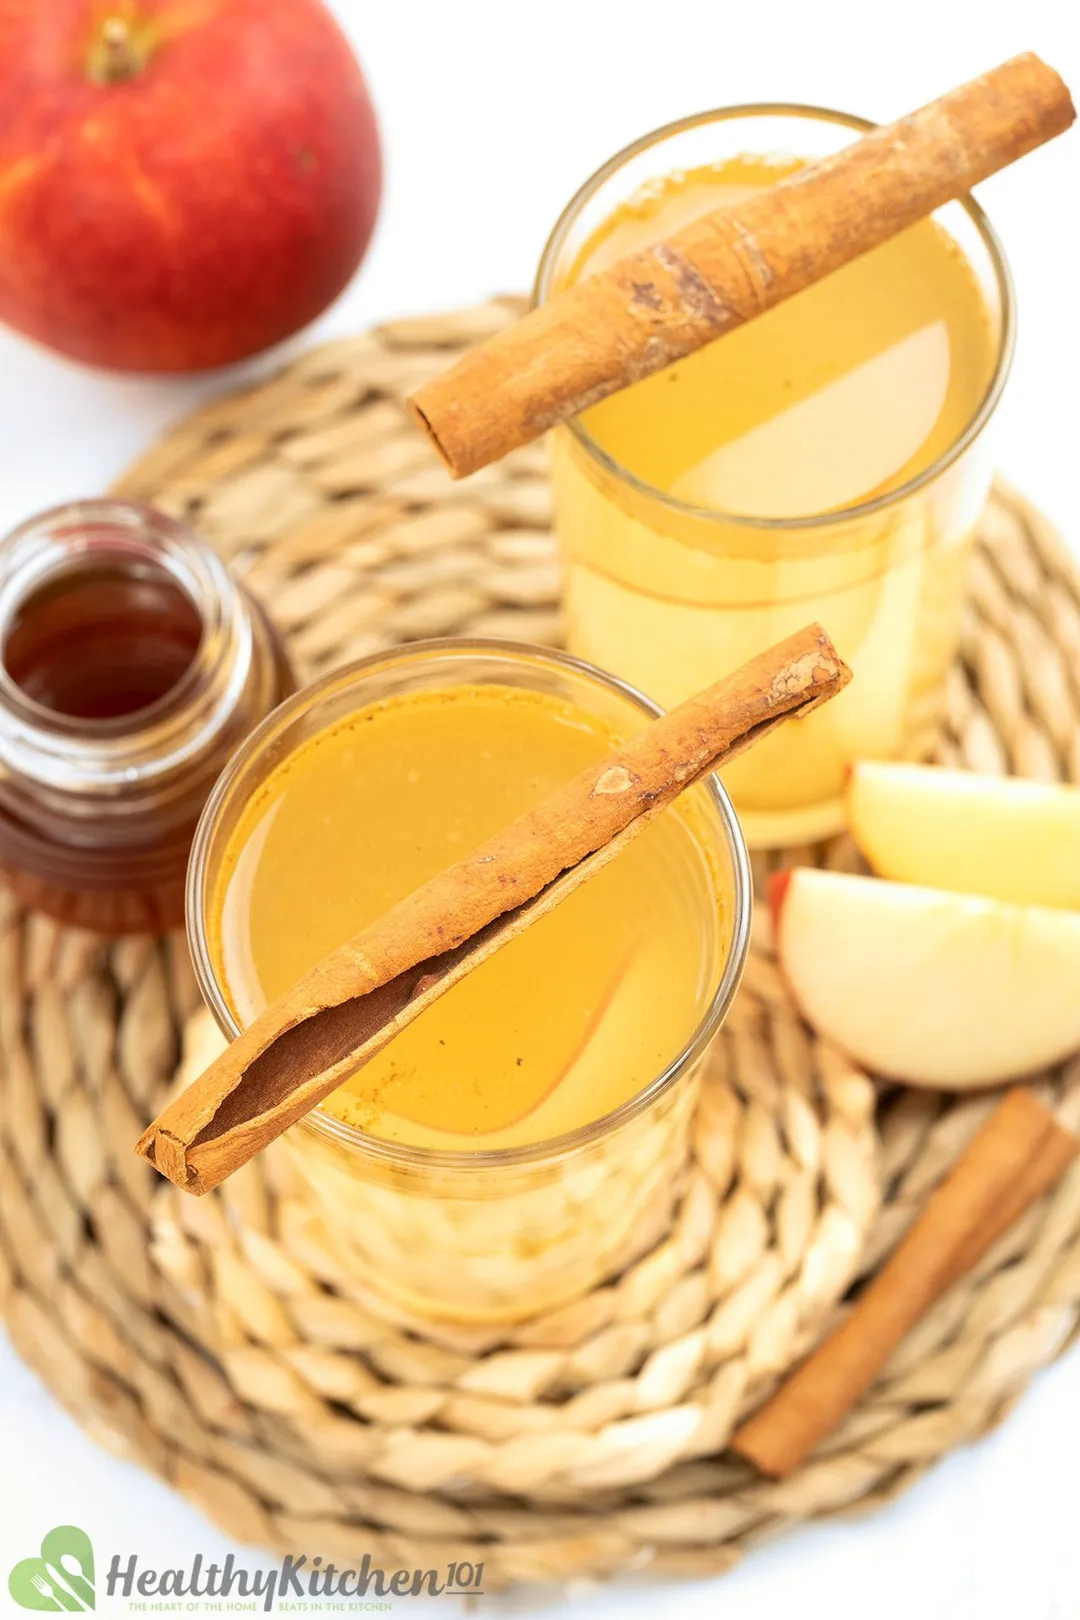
top-left (0, 499), bottom-right (291, 933)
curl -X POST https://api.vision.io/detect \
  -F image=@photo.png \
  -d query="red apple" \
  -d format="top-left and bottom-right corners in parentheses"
top-left (0, 0), bottom-right (381, 370)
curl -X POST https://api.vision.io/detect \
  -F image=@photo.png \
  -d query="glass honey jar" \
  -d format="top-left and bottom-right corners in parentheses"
top-left (0, 499), bottom-right (292, 934)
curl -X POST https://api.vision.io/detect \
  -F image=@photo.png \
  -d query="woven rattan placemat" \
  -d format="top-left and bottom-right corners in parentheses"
top-left (2, 299), bottom-right (1080, 1589)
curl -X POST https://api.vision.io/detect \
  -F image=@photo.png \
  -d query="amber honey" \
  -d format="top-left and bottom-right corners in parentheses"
top-left (4, 558), bottom-right (203, 720)
top-left (539, 107), bottom-right (1012, 846)
top-left (0, 501), bottom-right (291, 933)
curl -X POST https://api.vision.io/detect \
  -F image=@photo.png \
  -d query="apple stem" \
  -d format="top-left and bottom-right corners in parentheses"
top-left (89, 17), bottom-right (144, 85)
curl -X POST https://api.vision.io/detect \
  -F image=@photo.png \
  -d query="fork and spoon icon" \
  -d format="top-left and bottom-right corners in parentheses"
top-left (8, 1527), bottom-right (95, 1612)
top-left (28, 1559), bottom-right (94, 1611)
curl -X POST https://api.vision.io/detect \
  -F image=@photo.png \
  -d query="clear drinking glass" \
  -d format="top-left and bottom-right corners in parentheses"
top-left (187, 640), bottom-right (751, 1323)
top-left (536, 105), bottom-right (1015, 848)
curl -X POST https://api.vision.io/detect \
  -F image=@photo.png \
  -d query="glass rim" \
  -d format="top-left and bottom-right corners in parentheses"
top-left (186, 635), bottom-right (753, 1171)
top-left (532, 99), bottom-right (1017, 533)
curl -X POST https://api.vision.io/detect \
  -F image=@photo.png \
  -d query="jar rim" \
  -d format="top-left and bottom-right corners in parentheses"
top-left (0, 499), bottom-right (207, 734)
top-left (187, 636), bottom-right (753, 1172)
top-left (532, 100), bottom-right (1016, 532)
top-left (0, 498), bottom-right (255, 793)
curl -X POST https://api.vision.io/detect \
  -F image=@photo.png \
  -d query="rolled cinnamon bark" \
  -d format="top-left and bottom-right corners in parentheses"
top-left (730, 1087), bottom-right (1078, 1479)
top-left (137, 624), bottom-right (850, 1195)
top-left (410, 53), bottom-right (1074, 478)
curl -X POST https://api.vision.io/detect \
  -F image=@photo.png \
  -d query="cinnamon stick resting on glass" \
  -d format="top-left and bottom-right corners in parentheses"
top-left (136, 624), bottom-right (850, 1195)
top-left (409, 53), bottom-right (1074, 478)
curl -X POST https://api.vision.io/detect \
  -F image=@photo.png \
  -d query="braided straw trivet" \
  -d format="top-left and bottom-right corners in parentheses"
top-left (2, 300), bottom-right (1080, 1590)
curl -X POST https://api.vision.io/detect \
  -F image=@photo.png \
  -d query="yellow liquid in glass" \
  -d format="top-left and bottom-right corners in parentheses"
top-left (553, 157), bottom-right (999, 845)
top-left (211, 684), bottom-right (721, 1151)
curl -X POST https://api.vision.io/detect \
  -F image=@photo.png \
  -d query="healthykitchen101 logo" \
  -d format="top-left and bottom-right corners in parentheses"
top-left (10, 1524), bottom-right (485, 1611)
top-left (9, 1526), bottom-right (95, 1611)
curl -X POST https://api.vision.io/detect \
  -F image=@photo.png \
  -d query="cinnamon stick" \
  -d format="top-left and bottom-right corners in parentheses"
top-left (730, 1088), bottom-right (1078, 1479)
top-left (137, 624), bottom-right (850, 1196)
top-left (409, 53), bottom-right (1074, 478)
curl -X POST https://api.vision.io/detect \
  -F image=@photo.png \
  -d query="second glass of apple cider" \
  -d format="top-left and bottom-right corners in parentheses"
top-left (537, 106), bottom-right (1014, 847)
top-left (188, 641), bottom-right (749, 1323)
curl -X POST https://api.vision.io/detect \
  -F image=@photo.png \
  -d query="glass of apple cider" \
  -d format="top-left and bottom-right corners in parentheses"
top-left (188, 640), bottom-right (749, 1323)
top-left (536, 106), bottom-right (1015, 848)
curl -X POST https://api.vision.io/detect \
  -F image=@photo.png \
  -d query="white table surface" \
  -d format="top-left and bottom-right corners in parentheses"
top-left (2, 2), bottom-right (1079, 1615)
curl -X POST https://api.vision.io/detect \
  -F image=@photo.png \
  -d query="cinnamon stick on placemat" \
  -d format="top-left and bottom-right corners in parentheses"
top-left (731, 1087), bottom-right (1079, 1479)
top-left (410, 53), bottom-right (1074, 478)
top-left (136, 624), bottom-right (849, 1195)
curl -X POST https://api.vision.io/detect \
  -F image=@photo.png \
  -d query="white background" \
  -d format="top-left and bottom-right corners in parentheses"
top-left (2, 2), bottom-right (1079, 1616)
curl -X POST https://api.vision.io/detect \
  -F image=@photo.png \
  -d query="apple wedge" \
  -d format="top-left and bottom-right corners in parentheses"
top-left (773, 867), bottom-right (1080, 1087)
top-left (847, 762), bottom-right (1080, 910)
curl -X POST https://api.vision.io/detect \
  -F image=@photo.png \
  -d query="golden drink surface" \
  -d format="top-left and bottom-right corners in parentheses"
top-left (210, 683), bottom-right (721, 1152)
top-left (570, 158), bottom-right (995, 517)
top-left (551, 149), bottom-right (1002, 847)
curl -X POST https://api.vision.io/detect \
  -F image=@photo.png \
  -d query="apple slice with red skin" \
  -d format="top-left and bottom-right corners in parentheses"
top-left (771, 866), bottom-right (1080, 1088)
top-left (769, 868), bottom-right (794, 935)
